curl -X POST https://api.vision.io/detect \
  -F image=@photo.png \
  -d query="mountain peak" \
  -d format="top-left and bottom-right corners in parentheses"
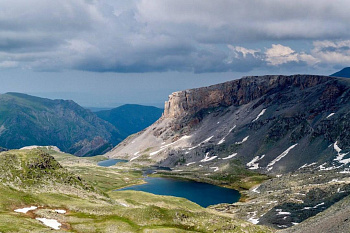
top-left (330, 67), bottom-right (350, 78)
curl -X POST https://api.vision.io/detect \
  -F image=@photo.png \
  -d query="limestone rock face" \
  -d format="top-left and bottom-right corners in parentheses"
top-left (163, 75), bottom-right (331, 119)
top-left (108, 74), bottom-right (350, 174)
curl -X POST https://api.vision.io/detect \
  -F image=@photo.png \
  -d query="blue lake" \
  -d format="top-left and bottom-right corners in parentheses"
top-left (98, 159), bottom-right (128, 167)
top-left (117, 177), bottom-right (240, 207)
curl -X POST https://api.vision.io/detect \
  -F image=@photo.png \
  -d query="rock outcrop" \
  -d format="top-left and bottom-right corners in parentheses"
top-left (163, 75), bottom-right (331, 118)
top-left (107, 74), bottom-right (350, 174)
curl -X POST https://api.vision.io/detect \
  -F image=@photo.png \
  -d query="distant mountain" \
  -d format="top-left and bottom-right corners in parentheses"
top-left (96, 104), bottom-right (163, 139)
top-left (0, 92), bottom-right (123, 156)
top-left (330, 67), bottom-right (350, 78)
top-left (85, 107), bottom-right (115, 112)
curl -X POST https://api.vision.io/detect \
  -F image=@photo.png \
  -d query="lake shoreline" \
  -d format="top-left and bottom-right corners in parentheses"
top-left (116, 176), bottom-right (241, 208)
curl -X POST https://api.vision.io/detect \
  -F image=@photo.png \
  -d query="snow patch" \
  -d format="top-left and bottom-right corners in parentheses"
top-left (333, 141), bottom-right (350, 164)
top-left (55, 210), bottom-right (66, 214)
top-left (326, 113), bottom-right (335, 119)
top-left (222, 153), bottom-right (237, 160)
top-left (150, 135), bottom-right (191, 156)
top-left (210, 167), bottom-right (219, 172)
top-left (200, 153), bottom-right (217, 162)
top-left (118, 202), bottom-right (129, 207)
top-left (235, 136), bottom-right (249, 145)
top-left (276, 210), bottom-right (291, 215)
top-left (130, 151), bottom-right (141, 161)
top-left (14, 206), bottom-right (37, 213)
top-left (217, 125), bottom-right (236, 145)
top-left (186, 162), bottom-right (196, 166)
top-left (298, 162), bottom-right (317, 170)
top-left (340, 168), bottom-right (350, 174)
top-left (189, 136), bottom-right (214, 150)
top-left (247, 155), bottom-right (265, 170)
top-left (319, 162), bottom-right (343, 171)
top-left (302, 202), bottom-right (324, 210)
top-left (247, 211), bottom-right (259, 224)
top-left (267, 144), bottom-right (298, 171)
top-left (251, 185), bottom-right (260, 193)
top-left (252, 109), bottom-right (266, 122)
top-left (36, 218), bottom-right (61, 230)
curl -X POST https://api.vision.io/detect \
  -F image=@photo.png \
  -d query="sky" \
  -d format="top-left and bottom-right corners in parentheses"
top-left (0, 0), bottom-right (350, 108)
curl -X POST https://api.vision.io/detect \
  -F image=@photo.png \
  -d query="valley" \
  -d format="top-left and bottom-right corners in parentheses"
top-left (2, 1), bottom-right (350, 232)
top-left (1, 74), bottom-right (350, 232)
top-left (0, 147), bottom-right (272, 232)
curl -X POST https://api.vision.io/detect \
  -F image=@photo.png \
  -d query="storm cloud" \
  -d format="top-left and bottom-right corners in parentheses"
top-left (0, 0), bottom-right (350, 73)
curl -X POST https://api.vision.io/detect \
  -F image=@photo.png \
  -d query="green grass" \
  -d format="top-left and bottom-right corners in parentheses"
top-left (0, 149), bottom-right (274, 232)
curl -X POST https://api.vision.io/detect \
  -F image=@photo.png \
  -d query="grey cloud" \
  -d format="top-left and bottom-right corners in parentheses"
top-left (0, 0), bottom-right (350, 73)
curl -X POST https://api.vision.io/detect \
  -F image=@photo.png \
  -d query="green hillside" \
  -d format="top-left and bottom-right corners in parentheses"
top-left (96, 104), bottom-right (163, 139)
top-left (0, 93), bottom-right (123, 156)
top-left (0, 148), bottom-right (273, 232)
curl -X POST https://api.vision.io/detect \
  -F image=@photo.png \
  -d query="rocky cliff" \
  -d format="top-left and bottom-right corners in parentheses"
top-left (106, 74), bottom-right (350, 231)
top-left (108, 74), bottom-right (350, 174)
top-left (164, 75), bottom-right (330, 118)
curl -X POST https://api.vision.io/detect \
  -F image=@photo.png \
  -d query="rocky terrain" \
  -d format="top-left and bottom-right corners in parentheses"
top-left (0, 92), bottom-right (123, 156)
top-left (108, 75), bottom-right (350, 174)
top-left (107, 74), bottom-right (350, 231)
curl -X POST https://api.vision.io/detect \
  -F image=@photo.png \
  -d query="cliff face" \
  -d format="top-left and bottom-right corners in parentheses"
top-left (108, 74), bottom-right (350, 174)
top-left (164, 75), bottom-right (331, 118)
top-left (107, 74), bottom-right (350, 231)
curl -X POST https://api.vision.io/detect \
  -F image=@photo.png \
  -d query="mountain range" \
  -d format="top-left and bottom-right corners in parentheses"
top-left (0, 93), bottom-right (162, 157)
top-left (95, 104), bottom-right (163, 139)
top-left (0, 93), bottom-right (121, 156)
top-left (1, 71), bottom-right (350, 231)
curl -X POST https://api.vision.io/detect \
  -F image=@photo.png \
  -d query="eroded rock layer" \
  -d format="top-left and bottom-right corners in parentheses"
top-left (108, 75), bottom-right (350, 174)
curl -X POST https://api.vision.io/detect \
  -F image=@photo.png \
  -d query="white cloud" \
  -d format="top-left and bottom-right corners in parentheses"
top-left (265, 44), bottom-right (299, 66)
top-left (228, 45), bottom-right (260, 59)
top-left (311, 40), bottom-right (350, 65)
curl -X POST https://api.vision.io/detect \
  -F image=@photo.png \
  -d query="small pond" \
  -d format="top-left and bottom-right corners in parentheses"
top-left (98, 159), bottom-right (128, 167)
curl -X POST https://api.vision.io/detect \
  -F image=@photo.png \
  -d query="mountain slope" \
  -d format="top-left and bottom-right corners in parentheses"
top-left (105, 74), bottom-right (350, 230)
top-left (331, 67), bottom-right (350, 78)
top-left (0, 93), bottom-right (123, 156)
top-left (107, 74), bottom-right (350, 174)
top-left (96, 104), bottom-right (163, 139)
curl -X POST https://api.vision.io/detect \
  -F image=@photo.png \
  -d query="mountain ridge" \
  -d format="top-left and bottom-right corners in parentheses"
top-left (331, 67), bottom-right (350, 78)
top-left (0, 92), bottom-right (123, 156)
top-left (107, 74), bottom-right (350, 174)
top-left (96, 104), bottom-right (163, 139)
